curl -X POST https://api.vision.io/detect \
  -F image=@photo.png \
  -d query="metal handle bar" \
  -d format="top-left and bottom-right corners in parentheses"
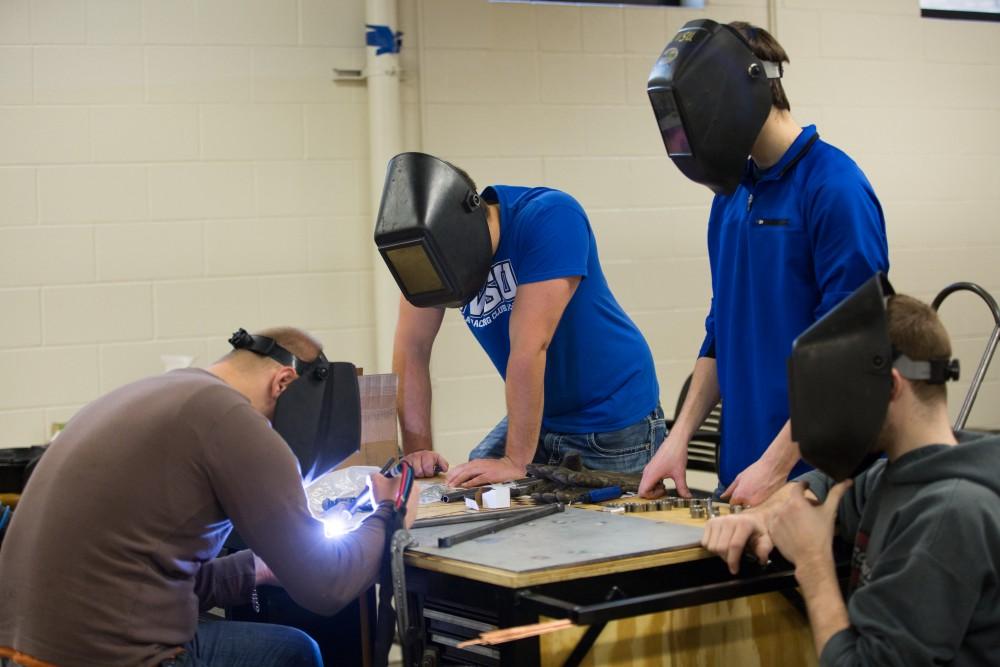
top-left (931, 282), bottom-right (1000, 430)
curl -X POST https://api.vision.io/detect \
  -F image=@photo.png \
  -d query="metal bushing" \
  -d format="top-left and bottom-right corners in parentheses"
top-left (690, 505), bottom-right (707, 519)
top-left (730, 504), bottom-right (748, 514)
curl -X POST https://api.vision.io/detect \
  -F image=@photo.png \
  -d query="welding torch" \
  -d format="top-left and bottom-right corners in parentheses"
top-left (346, 457), bottom-right (415, 515)
top-left (321, 458), bottom-right (415, 538)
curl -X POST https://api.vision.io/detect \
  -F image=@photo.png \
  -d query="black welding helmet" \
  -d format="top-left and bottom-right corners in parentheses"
top-left (374, 152), bottom-right (493, 308)
top-left (787, 274), bottom-right (960, 481)
top-left (647, 19), bottom-right (782, 195)
top-left (229, 329), bottom-right (361, 483)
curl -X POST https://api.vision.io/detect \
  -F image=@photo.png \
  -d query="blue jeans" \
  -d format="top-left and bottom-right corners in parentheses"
top-left (161, 619), bottom-right (322, 667)
top-left (468, 405), bottom-right (667, 474)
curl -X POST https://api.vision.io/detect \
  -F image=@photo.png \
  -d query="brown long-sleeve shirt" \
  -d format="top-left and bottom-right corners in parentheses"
top-left (0, 369), bottom-right (390, 667)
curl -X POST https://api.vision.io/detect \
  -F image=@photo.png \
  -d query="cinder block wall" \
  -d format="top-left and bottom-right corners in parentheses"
top-left (0, 0), bottom-right (379, 446)
top-left (777, 1), bottom-right (1000, 432)
top-left (1, 0), bottom-right (997, 459)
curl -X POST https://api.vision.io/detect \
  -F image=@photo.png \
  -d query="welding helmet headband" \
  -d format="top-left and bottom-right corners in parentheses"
top-left (374, 152), bottom-right (493, 308)
top-left (787, 274), bottom-right (960, 481)
top-left (229, 329), bottom-right (361, 483)
top-left (647, 19), bottom-right (780, 195)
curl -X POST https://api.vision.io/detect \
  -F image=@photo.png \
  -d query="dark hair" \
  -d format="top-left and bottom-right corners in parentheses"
top-left (887, 294), bottom-right (952, 405)
top-left (728, 21), bottom-right (791, 111)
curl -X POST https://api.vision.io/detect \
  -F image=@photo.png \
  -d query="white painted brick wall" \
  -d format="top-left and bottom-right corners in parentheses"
top-left (0, 0), bottom-right (376, 446)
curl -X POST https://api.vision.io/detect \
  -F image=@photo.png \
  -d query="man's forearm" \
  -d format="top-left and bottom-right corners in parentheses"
top-left (504, 349), bottom-right (546, 468)
top-left (194, 550), bottom-right (256, 611)
top-left (759, 421), bottom-right (801, 478)
top-left (671, 357), bottom-right (721, 440)
top-left (796, 552), bottom-right (851, 657)
top-left (393, 350), bottom-right (434, 454)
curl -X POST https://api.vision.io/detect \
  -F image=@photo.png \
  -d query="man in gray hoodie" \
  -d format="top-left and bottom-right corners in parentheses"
top-left (702, 278), bottom-right (1000, 665)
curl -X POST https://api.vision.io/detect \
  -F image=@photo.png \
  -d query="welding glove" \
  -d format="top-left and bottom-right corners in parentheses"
top-left (526, 452), bottom-right (641, 493)
top-left (530, 485), bottom-right (594, 504)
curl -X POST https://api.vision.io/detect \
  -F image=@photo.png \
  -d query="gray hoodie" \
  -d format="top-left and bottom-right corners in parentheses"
top-left (798, 431), bottom-right (1000, 667)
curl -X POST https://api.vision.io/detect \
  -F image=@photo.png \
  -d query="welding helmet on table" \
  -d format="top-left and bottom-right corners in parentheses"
top-left (787, 274), bottom-right (960, 481)
top-left (374, 152), bottom-right (493, 308)
top-left (647, 19), bottom-right (783, 195)
top-left (229, 328), bottom-right (361, 483)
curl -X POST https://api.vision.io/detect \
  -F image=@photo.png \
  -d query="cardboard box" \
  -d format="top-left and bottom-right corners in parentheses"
top-left (336, 373), bottom-right (399, 470)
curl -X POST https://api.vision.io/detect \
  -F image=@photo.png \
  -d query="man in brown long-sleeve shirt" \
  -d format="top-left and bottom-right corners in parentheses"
top-left (0, 327), bottom-right (414, 667)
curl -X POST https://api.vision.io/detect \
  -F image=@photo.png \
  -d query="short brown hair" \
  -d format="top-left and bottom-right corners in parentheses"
top-left (887, 295), bottom-right (952, 405)
top-left (728, 21), bottom-right (791, 111)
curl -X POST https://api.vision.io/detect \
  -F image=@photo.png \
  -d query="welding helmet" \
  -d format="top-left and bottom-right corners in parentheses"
top-left (374, 152), bottom-right (493, 308)
top-left (788, 274), bottom-right (960, 481)
top-left (229, 329), bottom-right (361, 483)
top-left (647, 19), bottom-right (782, 195)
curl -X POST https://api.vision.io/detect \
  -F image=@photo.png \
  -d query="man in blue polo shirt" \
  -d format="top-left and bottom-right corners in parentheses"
top-left (375, 153), bottom-right (663, 486)
top-left (640, 21), bottom-right (888, 504)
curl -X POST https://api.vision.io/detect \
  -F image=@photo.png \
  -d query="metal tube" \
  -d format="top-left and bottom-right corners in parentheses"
top-left (955, 326), bottom-right (1000, 430)
top-left (437, 504), bottom-right (565, 548)
top-left (412, 506), bottom-right (557, 529)
top-left (931, 282), bottom-right (1000, 430)
top-left (366, 0), bottom-right (403, 372)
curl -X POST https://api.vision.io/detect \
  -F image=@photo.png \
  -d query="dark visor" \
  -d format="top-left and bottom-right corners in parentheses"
top-left (649, 88), bottom-right (692, 157)
top-left (381, 238), bottom-right (447, 297)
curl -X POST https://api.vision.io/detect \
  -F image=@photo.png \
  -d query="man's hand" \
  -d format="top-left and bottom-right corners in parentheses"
top-left (639, 434), bottom-right (691, 498)
top-left (254, 553), bottom-right (280, 587)
top-left (721, 457), bottom-right (789, 506)
top-left (368, 473), bottom-right (421, 529)
top-left (767, 480), bottom-right (852, 567)
top-left (446, 456), bottom-right (526, 488)
top-left (701, 513), bottom-right (773, 575)
top-left (368, 471), bottom-right (395, 505)
top-left (403, 450), bottom-right (449, 478)
top-left (769, 481), bottom-right (853, 658)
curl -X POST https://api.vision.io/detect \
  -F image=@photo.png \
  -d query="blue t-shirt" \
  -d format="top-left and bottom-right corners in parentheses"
top-left (461, 185), bottom-right (659, 434)
top-left (701, 126), bottom-right (889, 486)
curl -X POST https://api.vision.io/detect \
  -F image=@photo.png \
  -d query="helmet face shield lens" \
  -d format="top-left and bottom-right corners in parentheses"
top-left (381, 240), bottom-right (447, 298)
top-left (650, 89), bottom-right (692, 157)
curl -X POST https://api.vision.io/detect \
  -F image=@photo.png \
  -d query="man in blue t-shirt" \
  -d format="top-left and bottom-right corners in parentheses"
top-left (384, 156), bottom-right (663, 487)
top-left (641, 21), bottom-right (888, 504)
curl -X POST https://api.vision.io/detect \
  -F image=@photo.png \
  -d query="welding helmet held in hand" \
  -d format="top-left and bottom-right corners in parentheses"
top-left (787, 274), bottom-right (960, 481)
top-left (374, 152), bottom-right (493, 308)
top-left (647, 19), bottom-right (782, 195)
top-left (229, 329), bottom-right (361, 483)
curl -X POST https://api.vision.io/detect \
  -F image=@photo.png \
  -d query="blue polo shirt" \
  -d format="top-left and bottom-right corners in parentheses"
top-left (461, 185), bottom-right (659, 434)
top-left (702, 126), bottom-right (889, 486)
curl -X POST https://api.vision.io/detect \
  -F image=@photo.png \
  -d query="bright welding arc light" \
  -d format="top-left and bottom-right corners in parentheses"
top-left (322, 511), bottom-right (351, 539)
